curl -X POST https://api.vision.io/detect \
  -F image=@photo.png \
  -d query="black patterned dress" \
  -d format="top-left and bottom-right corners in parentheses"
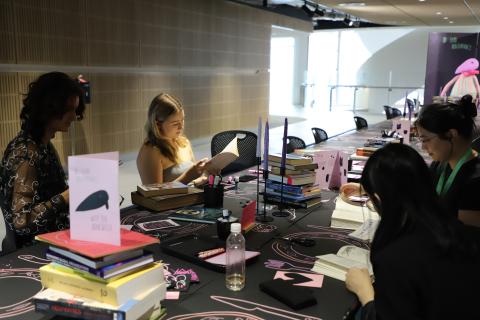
top-left (0, 131), bottom-right (69, 247)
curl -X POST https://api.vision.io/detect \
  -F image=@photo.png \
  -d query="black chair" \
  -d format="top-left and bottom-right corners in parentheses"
top-left (286, 136), bottom-right (306, 154)
top-left (383, 105), bottom-right (402, 119)
top-left (211, 130), bottom-right (257, 174)
top-left (391, 107), bottom-right (402, 118)
top-left (353, 116), bottom-right (368, 130)
top-left (0, 207), bottom-right (17, 256)
top-left (311, 127), bottom-right (328, 144)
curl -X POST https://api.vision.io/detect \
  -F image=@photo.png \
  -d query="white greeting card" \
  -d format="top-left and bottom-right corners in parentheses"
top-left (68, 152), bottom-right (120, 245)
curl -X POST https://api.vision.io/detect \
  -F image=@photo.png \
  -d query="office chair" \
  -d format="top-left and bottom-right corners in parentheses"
top-left (391, 107), bottom-right (402, 118)
top-left (286, 136), bottom-right (306, 154)
top-left (0, 207), bottom-right (17, 256)
top-left (311, 127), bottom-right (328, 144)
top-left (383, 105), bottom-right (393, 120)
top-left (353, 116), bottom-right (368, 130)
top-left (211, 130), bottom-right (257, 174)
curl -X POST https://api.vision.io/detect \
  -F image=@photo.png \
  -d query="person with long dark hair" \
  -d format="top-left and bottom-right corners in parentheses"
top-left (345, 143), bottom-right (480, 320)
top-left (415, 94), bottom-right (480, 226)
top-left (0, 72), bottom-right (86, 248)
top-left (137, 93), bottom-right (208, 185)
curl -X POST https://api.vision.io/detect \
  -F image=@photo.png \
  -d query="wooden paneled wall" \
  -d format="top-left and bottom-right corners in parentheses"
top-left (0, 0), bottom-right (311, 162)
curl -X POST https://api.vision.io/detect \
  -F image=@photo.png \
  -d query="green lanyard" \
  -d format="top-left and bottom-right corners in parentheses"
top-left (436, 148), bottom-right (472, 196)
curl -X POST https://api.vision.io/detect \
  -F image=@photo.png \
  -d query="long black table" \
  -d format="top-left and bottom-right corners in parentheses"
top-left (0, 122), bottom-right (404, 320)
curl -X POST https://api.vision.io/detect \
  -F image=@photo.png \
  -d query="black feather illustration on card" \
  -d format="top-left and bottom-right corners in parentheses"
top-left (76, 190), bottom-right (109, 211)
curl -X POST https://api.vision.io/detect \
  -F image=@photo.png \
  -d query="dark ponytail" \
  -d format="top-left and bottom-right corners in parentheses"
top-left (416, 94), bottom-right (477, 140)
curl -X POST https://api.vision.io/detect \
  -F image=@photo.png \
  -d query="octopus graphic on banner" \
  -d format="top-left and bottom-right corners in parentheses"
top-left (441, 57), bottom-right (480, 104)
top-left (0, 255), bottom-right (50, 318)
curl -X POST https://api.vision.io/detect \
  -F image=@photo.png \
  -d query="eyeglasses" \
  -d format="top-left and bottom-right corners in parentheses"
top-left (417, 135), bottom-right (438, 144)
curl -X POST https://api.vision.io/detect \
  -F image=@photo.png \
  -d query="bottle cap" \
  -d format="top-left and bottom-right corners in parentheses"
top-left (222, 209), bottom-right (230, 218)
top-left (230, 223), bottom-right (241, 233)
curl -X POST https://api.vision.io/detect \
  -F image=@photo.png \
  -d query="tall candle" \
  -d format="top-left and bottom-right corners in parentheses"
top-left (263, 121), bottom-right (269, 171)
top-left (256, 116), bottom-right (262, 158)
top-left (280, 118), bottom-right (288, 169)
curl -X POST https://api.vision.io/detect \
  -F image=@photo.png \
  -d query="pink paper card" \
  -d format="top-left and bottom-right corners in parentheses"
top-left (240, 200), bottom-right (256, 231)
top-left (330, 151), bottom-right (349, 188)
top-left (392, 119), bottom-right (411, 144)
top-left (274, 271), bottom-right (324, 288)
top-left (69, 152), bottom-right (120, 246)
top-left (312, 150), bottom-right (338, 189)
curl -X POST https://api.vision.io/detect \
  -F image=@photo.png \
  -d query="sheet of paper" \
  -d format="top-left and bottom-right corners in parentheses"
top-left (207, 137), bottom-right (239, 172)
top-left (69, 151), bottom-right (120, 246)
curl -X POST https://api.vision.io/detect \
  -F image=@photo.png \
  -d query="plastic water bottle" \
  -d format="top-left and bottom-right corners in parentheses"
top-left (225, 223), bottom-right (245, 291)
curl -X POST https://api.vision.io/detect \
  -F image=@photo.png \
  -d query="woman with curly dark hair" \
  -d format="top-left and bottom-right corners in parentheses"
top-left (0, 71), bottom-right (86, 248)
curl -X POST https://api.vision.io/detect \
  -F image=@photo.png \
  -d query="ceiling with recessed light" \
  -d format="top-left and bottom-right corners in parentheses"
top-left (313, 0), bottom-right (480, 26)
top-left (230, 0), bottom-right (479, 27)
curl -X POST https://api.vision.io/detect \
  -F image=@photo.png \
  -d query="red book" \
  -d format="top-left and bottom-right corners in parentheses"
top-left (35, 229), bottom-right (159, 259)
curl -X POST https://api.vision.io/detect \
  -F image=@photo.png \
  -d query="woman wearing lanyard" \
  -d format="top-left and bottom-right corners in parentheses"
top-left (415, 94), bottom-right (480, 227)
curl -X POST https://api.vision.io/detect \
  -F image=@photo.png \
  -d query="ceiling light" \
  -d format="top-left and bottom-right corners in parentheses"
top-left (418, 0), bottom-right (426, 2)
top-left (436, 12), bottom-right (442, 15)
top-left (449, 21), bottom-right (454, 24)
top-left (443, 16), bottom-right (449, 20)
top-left (338, 2), bottom-right (365, 7)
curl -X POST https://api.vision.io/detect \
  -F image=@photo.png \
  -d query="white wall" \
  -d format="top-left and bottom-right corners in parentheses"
top-left (354, 26), bottom-right (480, 113)
top-left (271, 26), bottom-right (310, 108)
top-left (309, 25), bottom-right (480, 113)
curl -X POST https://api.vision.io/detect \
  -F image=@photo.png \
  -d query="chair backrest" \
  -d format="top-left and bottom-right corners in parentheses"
top-left (391, 107), bottom-right (403, 118)
top-left (286, 136), bottom-right (306, 154)
top-left (311, 127), bottom-right (328, 144)
top-left (0, 207), bottom-right (17, 256)
top-left (211, 130), bottom-right (258, 174)
top-left (383, 105), bottom-right (393, 119)
top-left (353, 116), bottom-right (368, 130)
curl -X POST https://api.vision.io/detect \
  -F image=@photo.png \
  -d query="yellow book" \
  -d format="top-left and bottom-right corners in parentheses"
top-left (40, 262), bottom-right (163, 306)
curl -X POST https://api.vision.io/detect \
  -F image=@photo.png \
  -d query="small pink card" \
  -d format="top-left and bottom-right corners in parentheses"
top-left (274, 271), bottom-right (324, 288)
top-left (68, 152), bottom-right (120, 246)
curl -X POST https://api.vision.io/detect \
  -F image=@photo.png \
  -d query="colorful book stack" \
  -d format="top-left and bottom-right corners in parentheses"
top-left (33, 229), bottom-right (166, 320)
top-left (265, 153), bottom-right (321, 208)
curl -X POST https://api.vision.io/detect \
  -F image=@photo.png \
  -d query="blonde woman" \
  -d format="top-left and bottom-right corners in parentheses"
top-left (137, 93), bottom-right (209, 185)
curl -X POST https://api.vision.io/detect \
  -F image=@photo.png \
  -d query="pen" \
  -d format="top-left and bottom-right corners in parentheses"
top-left (214, 175), bottom-right (220, 186)
top-left (197, 247), bottom-right (225, 259)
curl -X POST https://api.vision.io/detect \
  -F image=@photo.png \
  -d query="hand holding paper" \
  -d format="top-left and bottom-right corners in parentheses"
top-left (205, 137), bottom-right (239, 173)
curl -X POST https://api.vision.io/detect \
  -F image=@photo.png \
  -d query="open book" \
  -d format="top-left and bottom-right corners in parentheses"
top-left (312, 245), bottom-right (372, 281)
top-left (331, 196), bottom-right (380, 230)
top-left (206, 137), bottom-right (239, 172)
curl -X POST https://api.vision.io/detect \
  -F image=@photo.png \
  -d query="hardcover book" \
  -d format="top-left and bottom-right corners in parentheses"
top-left (137, 181), bottom-right (188, 198)
top-left (131, 187), bottom-right (204, 212)
top-left (46, 251), bottom-right (154, 282)
top-left (35, 229), bottom-right (159, 259)
top-left (39, 262), bottom-right (164, 306)
top-left (34, 284), bottom-right (165, 320)
top-left (268, 153), bottom-right (313, 166)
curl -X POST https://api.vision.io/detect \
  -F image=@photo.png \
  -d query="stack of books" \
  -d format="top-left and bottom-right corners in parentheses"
top-left (265, 153), bottom-right (321, 208)
top-left (131, 186), bottom-right (204, 212)
top-left (33, 229), bottom-right (166, 320)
